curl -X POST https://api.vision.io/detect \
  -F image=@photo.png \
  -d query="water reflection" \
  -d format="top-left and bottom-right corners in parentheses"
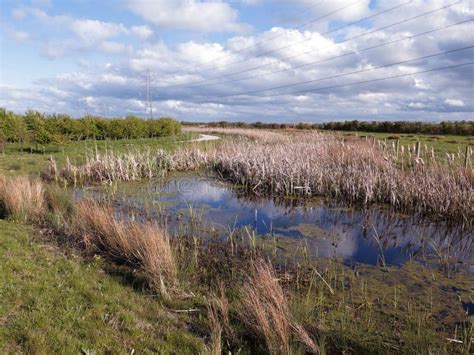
top-left (76, 173), bottom-right (473, 269)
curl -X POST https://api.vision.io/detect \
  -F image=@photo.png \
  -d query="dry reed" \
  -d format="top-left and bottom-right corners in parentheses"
top-left (76, 199), bottom-right (177, 295)
top-left (214, 133), bottom-right (473, 221)
top-left (49, 130), bottom-right (472, 220)
top-left (0, 175), bottom-right (45, 221)
top-left (240, 260), bottom-right (318, 354)
top-left (53, 148), bottom-right (211, 185)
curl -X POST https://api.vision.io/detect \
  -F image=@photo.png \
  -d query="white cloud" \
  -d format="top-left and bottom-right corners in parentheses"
top-left (444, 98), bottom-right (465, 107)
top-left (70, 19), bottom-right (128, 43)
top-left (11, 7), bottom-right (27, 20)
top-left (306, 0), bottom-right (371, 22)
top-left (98, 41), bottom-right (131, 54)
top-left (5, 28), bottom-right (31, 42)
top-left (2, 0), bottom-right (473, 122)
top-left (128, 0), bottom-right (249, 33)
top-left (408, 102), bottom-right (428, 109)
top-left (131, 25), bottom-right (153, 39)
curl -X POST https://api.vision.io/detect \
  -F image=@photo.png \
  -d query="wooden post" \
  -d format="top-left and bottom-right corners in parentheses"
top-left (415, 142), bottom-right (420, 159)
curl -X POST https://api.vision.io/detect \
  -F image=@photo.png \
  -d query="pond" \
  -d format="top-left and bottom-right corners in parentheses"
top-left (76, 173), bottom-right (473, 270)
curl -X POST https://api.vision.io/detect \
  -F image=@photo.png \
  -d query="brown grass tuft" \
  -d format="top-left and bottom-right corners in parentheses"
top-left (0, 175), bottom-right (44, 221)
top-left (240, 260), bottom-right (318, 354)
top-left (76, 199), bottom-right (177, 295)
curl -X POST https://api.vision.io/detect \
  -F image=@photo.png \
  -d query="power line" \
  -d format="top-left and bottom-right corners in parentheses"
top-left (172, 1), bottom-right (413, 79)
top-left (184, 19), bottom-right (473, 90)
top-left (266, 61), bottom-right (474, 99)
top-left (187, 46), bottom-right (473, 101)
top-left (144, 69), bottom-right (154, 119)
top-left (216, 45), bottom-right (474, 97)
top-left (156, 1), bottom-right (459, 89)
top-left (165, 0), bottom-right (362, 76)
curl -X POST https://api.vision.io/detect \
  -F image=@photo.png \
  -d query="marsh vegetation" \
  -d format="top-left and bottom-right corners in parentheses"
top-left (0, 126), bottom-right (472, 353)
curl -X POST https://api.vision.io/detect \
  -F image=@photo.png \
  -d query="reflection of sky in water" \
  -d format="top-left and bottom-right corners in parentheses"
top-left (78, 174), bottom-right (474, 268)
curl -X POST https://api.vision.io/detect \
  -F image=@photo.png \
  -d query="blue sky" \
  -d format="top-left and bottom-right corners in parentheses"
top-left (0, 0), bottom-right (473, 122)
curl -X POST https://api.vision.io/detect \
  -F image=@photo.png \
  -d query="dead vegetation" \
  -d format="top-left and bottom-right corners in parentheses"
top-left (76, 199), bottom-right (177, 295)
top-left (214, 133), bottom-right (473, 221)
top-left (240, 260), bottom-right (319, 354)
top-left (0, 175), bottom-right (44, 221)
top-left (48, 130), bottom-right (472, 221)
top-left (50, 148), bottom-right (211, 185)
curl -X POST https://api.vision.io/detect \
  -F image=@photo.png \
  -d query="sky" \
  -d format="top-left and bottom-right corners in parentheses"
top-left (0, 0), bottom-right (473, 122)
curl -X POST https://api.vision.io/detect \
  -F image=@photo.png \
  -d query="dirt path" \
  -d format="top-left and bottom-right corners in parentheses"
top-left (188, 134), bottom-right (221, 142)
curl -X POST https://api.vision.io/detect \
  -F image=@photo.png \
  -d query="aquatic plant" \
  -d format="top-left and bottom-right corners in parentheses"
top-left (214, 132), bottom-right (473, 221)
top-left (51, 147), bottom-right (212, 185)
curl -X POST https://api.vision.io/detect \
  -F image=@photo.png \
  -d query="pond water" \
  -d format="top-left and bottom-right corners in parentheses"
top-left (77, 173), bottom-right (473, 270)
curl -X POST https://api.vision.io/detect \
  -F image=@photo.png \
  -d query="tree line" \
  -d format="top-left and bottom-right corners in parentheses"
top-left (183, 120), bottom-right (474, 135)
top-left (0, 108), bottom-right (181, 152)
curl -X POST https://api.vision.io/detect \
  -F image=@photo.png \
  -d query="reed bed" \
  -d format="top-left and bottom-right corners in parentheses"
top-left (0, 175), bottom-right (44, 221)
top-left (50, 130), bottom-right (472, 221)
top-left (52, 148), bottom-right (212, 185)
top-left (214, 133), bottom-right (473, 221)
top-left (1, 171), bottom-right (471, 353)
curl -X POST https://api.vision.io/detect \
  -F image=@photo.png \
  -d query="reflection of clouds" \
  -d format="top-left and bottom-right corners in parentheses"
top-left (96, 173), bottom-right (473, 266)
top-left (161, 177), bottom-right (230, 204)
top-left (298, 224), bottom-right (359, 260)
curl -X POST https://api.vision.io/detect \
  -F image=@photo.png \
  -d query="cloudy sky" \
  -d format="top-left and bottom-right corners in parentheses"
top-left (0, 0), bottom-right (473, 122)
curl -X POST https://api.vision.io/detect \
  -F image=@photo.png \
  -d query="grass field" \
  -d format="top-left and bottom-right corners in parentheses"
top-left (0, 220), bottom-right (204, 353)
top-left (0, 132), bottom-right (196, 176)
top-left (337, 130), bottom-right (473, 155)
top-left (0, 134), bottom-right (206, 353)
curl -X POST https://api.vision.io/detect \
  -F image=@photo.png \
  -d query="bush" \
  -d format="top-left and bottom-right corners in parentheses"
top-left (0, 108), bottom-right (182, 147)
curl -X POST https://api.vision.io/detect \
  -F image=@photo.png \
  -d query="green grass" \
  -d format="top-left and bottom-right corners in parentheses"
top-left (336, 131), bottom-right (473, 155)
top-left (0, 133), bottom-right (197, 176)
top-left (0, 220), bottom-right (204, 353)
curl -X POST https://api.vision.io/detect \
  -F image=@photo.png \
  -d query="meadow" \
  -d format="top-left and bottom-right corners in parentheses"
top-left (0, 125), bottom-right (472, 354)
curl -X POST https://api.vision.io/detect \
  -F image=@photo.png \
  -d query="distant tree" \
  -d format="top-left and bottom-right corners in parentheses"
top-left (24, 110), bottom-right (55, 152)
top-left (0, 129), bottom-right (6, 155)
top-left (123, 115), bottom-right (145, 139)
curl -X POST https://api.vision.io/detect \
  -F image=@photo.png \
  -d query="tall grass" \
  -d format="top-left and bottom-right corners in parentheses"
top-left (76, 199), bottom-right (177, 295)
top-left (214, 133), bottom-right (473, 221)
top-left (240, 260), bottom-right (318, 353)
top-left (52, 148), bottom-right (211, 185)
top-left (0, 175), bottom-right (44, 221)
top-left (50, 130), bottom-right (472, 220)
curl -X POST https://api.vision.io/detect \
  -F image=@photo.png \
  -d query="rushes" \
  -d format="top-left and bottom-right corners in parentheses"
top-left (53, 148), bottom-right (212, 185)
top-left (76, 199), bottom-right (177, 295)
top-left (214, 133), bottom-right (473, 221)
top-left (0, 176), bottom-right (44, 221)
top-left (51, 129), bottom-right (472, 220)
top-left (240, 260), bottom-right (318, 354)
